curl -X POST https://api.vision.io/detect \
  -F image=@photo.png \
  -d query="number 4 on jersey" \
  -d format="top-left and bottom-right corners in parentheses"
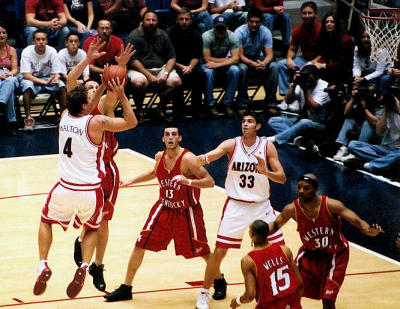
top-left (63, 137), bottom-right (73, 158)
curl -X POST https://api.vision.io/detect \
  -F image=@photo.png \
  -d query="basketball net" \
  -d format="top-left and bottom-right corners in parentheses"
top-left (360, 9), bottom-right (400, 66)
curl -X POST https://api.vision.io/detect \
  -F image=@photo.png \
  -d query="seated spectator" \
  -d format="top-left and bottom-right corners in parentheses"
top-left (276, 1), bottom-right (321, 111)
top-left (208, 0), bottom-right (247, 30)
top-left (235, 8), bottom-right (278, 113)
top-left (267, 65), bottom-right (330, 145)
top-left (83, 19), bottom-right (123, 83)
top-left (201, 14), bottom-right (240, 116)
top-left (333, 85), bottom-right (383, 162)
top-left (345, 93), bottom-right (400, 180)
top-left (171, 0), bottom-right (213, 34)
top-left (20, 30), bottom-right (66, 131)
top-left (63, 0), bottom-right (97, 46)
top-left (248, 0), bottom-right (290, 55)
top-left (0, 22), bottom-right (19, 135)
top-left (353, 30), bottom-right (391, 88)
top-left (98, 0), bottom-right (147, 35)
top-left (58, 33), bottom-right (89, 84)
top-left (24, 0), bottom-right (70, 46)
top-left (311, 12), bottom-right (353, 83)
top-left (127, 11), bottom-right (182, 121)
top-left (167, 8), bottom-right (206, 119)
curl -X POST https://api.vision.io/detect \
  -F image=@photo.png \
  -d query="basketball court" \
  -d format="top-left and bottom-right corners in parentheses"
top-left (1, 149), bottom-right (399, 308)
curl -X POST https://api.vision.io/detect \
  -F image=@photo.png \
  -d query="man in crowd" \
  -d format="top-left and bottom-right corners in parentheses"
top-left (208, 0), bottom-right (247, 30)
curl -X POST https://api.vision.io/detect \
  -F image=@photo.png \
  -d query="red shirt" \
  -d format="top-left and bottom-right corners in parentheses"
top-left (248, 0), bottom-right (283, 13)
top-left (91, 106), bottom-right (118, 164)
top-left (290, 21), bottom-right (322, 61)
top-left (156, 149), bottom-right (200, 210)
top-left (25, 0), bottom-right (65, 21)
top-left (83, 35), bottom-right (123, 66)
top-left (248, 244), bottom-right (299, 306)
top-left (178, 0), bottom-right (202, 10)
top-left (294, 195), bottom-right (349, 254)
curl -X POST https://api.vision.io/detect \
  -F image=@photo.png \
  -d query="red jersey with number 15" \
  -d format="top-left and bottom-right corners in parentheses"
top-left (248, 244), bottom-right (300, 307)
top-left (156, 148), bottom-right (200, 210)
top-left (294, 195), bottom-right (348, 254)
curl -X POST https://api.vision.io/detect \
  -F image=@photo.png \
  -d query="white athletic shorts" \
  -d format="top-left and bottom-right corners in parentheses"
top-left (41, 180), bottom-right (104, 231)
top-left (216, 198), bottom-right (285, 249)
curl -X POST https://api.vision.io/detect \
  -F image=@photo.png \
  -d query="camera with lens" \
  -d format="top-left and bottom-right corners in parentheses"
top-left (324, 82), bottom-right (347, 100)
top-left (294, 71), bottom-right (312, 88)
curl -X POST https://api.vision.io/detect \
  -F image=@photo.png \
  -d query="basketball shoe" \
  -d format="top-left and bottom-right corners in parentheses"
top-left (212, 274), bottom-right (227, 300)
top-left (33, 262), bottom-right (52, 295)
top-left (104, 284), bottom-right (133, 302)
top-left (66, 265), bottom-right (87, 298)
top-left (89, 262), bottom-right (106, 291)
top-left (73, 237), bottom-right (82, 267)
top-left (196, 289), bottom-right (210, 309)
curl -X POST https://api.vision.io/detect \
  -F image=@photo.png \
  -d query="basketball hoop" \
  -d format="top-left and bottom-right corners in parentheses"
top-left (360, 8), bottom-right (400, 65)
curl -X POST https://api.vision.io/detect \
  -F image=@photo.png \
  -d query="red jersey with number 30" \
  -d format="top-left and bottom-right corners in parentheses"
top-left (156, 149), bottom-right (200, 210)
top-left (248, 244), bottom-right (299, 306)
top-left (294, 196), bottom-right (348, 254)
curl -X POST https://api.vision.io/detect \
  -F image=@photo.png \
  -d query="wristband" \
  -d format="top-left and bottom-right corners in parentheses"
top-left (188, 179), bottom-right (192, 186)
top-left (236, 296), bottom-right (242, 305)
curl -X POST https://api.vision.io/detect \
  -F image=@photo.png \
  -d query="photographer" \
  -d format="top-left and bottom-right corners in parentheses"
top-left (333, 83), bottom-right (383, 161)
top-left (344, 93), bottom-right (400, 179)
top-left (266, 64), bottom-right (330, 145)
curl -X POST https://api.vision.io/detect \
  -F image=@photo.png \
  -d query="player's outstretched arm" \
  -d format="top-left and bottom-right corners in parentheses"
top-left (281, 245), bottom-right (304, 297)
top-left (172, 152), bottom-right (215, 188)
top-left (120, 152), bottom-right (162, 187)
top-left (269, 203), bottom-right (295, 235)
top-left (230, 255), bottom-right (256, 308)
top-left (328, 198), bottom-right (383, 236)
top-left (198, 139), bottom-right (235, 165)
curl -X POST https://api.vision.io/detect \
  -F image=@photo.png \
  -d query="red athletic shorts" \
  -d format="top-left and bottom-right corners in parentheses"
top-left (135, 200), bottom-right (210, 258)
top-left (101, 160), bottom-right (119, 221)
top-left (256, 293), bottom-right (302, 309)
top-left (295, 246), bottom-right (349, 302)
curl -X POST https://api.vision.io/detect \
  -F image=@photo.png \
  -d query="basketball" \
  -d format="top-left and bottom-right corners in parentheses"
top-left (103, 65), bottom-right (128, 90)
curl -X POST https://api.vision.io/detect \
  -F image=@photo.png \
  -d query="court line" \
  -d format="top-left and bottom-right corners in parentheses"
top-left (1, 269), bottom-right (399, 307)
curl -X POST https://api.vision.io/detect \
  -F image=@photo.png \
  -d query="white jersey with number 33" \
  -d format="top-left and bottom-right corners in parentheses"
top-left (58, 112), bottom-right (105, 185)
top-left (225, 136), bottom-right (270, 202)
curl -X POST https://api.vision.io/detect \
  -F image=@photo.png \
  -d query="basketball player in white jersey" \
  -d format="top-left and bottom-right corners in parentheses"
top-left (33, 76), bottom-right (137, 299)
top-left (195, 111), bottom-right (286, 309)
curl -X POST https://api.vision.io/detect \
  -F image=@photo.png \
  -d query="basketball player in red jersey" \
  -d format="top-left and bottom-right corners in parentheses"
top-left (67, 40), bottom-right (136, 291)
top-left (104, 124), bottom-right (216, 302)
top-left (268, 173), bottom-right (383, 309)
top-left (230, 220), bottom-right (303, 309)
top-left (196, 111), bottom-right (286, 309)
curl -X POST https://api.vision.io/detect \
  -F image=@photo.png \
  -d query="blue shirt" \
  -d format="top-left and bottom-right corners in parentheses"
top-left (234, 24), bottom-right (272, 61)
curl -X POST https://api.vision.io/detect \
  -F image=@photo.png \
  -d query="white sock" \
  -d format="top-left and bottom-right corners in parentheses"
top-left (81, 262), bottom-right (89, 269)
top-left (200, 288), bottom-right (209, 294)
top-left (37, 260), bottom-right (48, 275)
top-left (78, 236), bottom-right (82, 243)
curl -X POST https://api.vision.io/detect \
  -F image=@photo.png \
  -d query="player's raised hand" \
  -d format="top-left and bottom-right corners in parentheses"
top-left (115, 43), bottom-right (136, 65)
top-left (365, 223), bottom-right (384, 236)
top-left (254, 155), bottom-right (267, 174)
top-left (87, 38), bottom-right (107, 61)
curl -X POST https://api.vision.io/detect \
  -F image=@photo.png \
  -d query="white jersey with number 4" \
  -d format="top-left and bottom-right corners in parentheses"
top-left (225, 136), bottom-right (270, 202)
top-left (59, 112), bottom-right (105, 185)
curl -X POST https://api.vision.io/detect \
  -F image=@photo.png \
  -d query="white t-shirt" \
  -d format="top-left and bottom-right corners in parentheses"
top-left (295, 79), bottom-right (330, 123)
top-left (20, 45), bottom-right (62, 78)
top-left (58, 48), bottom-right (89, 76)
top-left (208, 0), bottom-right (245, 8)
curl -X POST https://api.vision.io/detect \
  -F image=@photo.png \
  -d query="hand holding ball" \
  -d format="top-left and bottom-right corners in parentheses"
top-left (103, 65), bottom-right (127, 90)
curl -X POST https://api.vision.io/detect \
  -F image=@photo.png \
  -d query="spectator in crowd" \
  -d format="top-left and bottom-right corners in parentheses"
top-left (98, 0), bottom-right (147, 35)
top-left (63, 0), bottom-right (97, 46)
top-left (267, 64), bottom-right (330, 146)
top-left (58, 33), bottom-right (89, 84)
top-left (0, 22), bottom-right (19, 135)
top-left (311, 12), bottom-right (354, 83)
top-left (24, 0), bottom-right (70, 46)
top-left (247, 0), bottom-right (290, 55)
top-left (333, 85), bottom-right (383, 162)
top-left (276, 1), bottom-right (321, 111)
top-left (208, 0), bottom-right (247, 30)
top-left (235, 8), bottom-right (278, 113)
top-left (171, 0), bottom-right (213, 34)
top-left (345, 93), bottom-right (400, 179)
top-left (83, 19), bottom-right (123, 83)
top-left (352, 30), bottom-right (391, 88)
top-left (20, 30), bottom-right (66, 131)
top-left (127, 10), bottom-right (181, 121)
top-left (201, 14), bottom-right (240, 116)
top-left (167, 8), bottom-right (206, 119)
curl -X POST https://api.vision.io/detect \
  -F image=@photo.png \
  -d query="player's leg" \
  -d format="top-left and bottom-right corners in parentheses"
top-left (322, 299), bottom-right (336, 309)
top-left (34, 222), bottom-right (53, 296)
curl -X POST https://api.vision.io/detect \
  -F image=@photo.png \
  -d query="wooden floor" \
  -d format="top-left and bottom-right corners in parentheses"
top-left (1, 149), bottom-right (399, 309)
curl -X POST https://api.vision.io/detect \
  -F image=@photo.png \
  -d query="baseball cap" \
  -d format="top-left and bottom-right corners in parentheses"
top-left (214, 15), bottom-right (227, 28)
